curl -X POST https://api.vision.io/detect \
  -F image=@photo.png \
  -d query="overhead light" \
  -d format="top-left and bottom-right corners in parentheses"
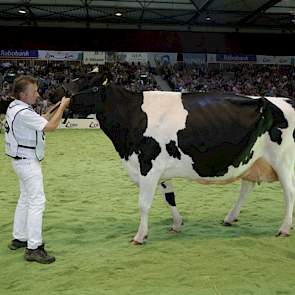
top-left (115, 12), bottom-right (122, 17)
top-left (18, 8), bottom-right (27, 14)
top-left (205, 16), bottom-right (211, 21)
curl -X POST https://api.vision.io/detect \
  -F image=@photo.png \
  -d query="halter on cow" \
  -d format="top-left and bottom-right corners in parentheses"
top-left (52, 72), bottom-right (295, 245)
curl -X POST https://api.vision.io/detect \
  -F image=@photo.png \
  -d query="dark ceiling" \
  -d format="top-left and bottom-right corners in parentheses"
top-left (0, 0), bottom-right (295, 33)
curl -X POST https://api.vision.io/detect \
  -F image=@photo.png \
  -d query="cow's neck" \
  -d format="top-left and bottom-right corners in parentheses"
top-left (96, 84), bottom-right (147, 160)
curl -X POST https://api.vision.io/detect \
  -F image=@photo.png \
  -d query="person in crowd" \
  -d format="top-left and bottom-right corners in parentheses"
top-left (5, 75), bottom-right (70, 264)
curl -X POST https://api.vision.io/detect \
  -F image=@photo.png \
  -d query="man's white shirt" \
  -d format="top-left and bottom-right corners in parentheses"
top-left (5, 99), bottom-right (48, 160)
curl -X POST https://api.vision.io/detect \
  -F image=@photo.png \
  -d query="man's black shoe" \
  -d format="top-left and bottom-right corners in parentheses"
top-left (24, 244), bottom-right (55, 264)
top-left (8, 239), bottom-right (27, 250)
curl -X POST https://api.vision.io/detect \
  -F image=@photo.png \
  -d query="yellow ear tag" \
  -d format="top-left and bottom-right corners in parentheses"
top-left (102, 78), bottom-right (108, 86)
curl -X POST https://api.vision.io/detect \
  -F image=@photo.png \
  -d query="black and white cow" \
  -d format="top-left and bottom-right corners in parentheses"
top-left (54, 73), bottom-right (295, 244)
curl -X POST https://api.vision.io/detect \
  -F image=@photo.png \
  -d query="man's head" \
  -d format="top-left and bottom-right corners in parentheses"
top-left (13, 75), bottom-right (39, 105)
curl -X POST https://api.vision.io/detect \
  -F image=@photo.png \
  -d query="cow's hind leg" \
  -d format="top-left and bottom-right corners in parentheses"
top-left (160, 181), bottom-right (183, 232)
top-left (131, 173), bottom-right (160, 245)
top-left (223, 180), bottom-right (255, 226)
top-left (276, 168), bottom-right (295, 237)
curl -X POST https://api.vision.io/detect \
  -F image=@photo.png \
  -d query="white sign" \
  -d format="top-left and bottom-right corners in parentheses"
top-left (59, 118), bottom-right (100, 129)
top-left (83, 51), bottom-right (106, 65)
top-left (147, 53), bottom-right (177, 67)
top-left (206, 54), bottom-right (217, 63)
top-left (256, 55), bottom-right (291, 65)
top-left (256, 55), bottom-right (275, 64)
top-left (106, 52), bottom-right (127, 63)
top-left (274, 56), bottom-right (292, 65)
top-left (126, 52), bottom-right (148, 64)
top-left (38, 50), bottom-right (81, 61)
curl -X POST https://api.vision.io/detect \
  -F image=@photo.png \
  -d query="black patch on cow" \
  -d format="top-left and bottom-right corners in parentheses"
top-left (165, 192), bottom-right (176, 206)
top-left (293, 129), bottom-right (295, 143)
top-left (95, 84), bottom-right (161, 176)
top-left (138, 136), bottom-right (161, 176)
top-left (265, 99), bottom-right (288, 144)
top-left (161, 182), bottom-right (167, 189)
top-left (177, 93), bottom-right (274, 177)
top-left (166, 140), bottom-right (181, 160)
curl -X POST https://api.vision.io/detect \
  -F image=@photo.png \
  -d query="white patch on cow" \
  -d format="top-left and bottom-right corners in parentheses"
top-left (122, 153), bottom-right (141, 185)
top-left (141, 91), bottom-right (188, 144)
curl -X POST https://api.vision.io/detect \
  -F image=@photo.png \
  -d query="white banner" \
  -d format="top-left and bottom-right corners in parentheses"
top-left (38, 50), bottom-right (81, 61)
top-left (83, 51), bottom-right (106, 65)
top-left (126, 52), bottom-right (148, 64)
top-left (255, 55), bottom-right (291, 65)
top-left (274, 56), bottom-right (292, 65)
top-left (256, 55), bottom-right (275, 64)
top-left (106, 52), bottom-right (127, 63)
top-left (147, 53), bottom-right (177, 67)
top-left (207, 54), bottom-right (217, 63)
top-left (59, 118), bottom-right (100, 129)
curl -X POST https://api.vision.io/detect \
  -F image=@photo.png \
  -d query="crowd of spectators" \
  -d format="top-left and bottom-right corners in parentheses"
top-left (0, 61), bottom-right (159, 114)
top-left (160, 62), bottom-right (295, 98)
top-left (1, 61), bottom-right (295, 116)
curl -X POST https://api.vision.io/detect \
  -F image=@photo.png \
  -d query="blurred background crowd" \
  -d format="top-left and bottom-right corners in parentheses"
top-left (1, 60), bottom-right (295, 116)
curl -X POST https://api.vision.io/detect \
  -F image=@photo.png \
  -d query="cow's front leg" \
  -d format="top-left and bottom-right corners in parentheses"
top-left (131, 174), bottom-right (159, 245)
top-left (159, 181), bottom-right (183, 232)
top-left (223, 180), bottom-right (255, 226)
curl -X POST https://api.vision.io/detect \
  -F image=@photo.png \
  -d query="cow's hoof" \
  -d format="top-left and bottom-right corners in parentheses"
top-left (276, 231), bottom-right (290, 237)
top-left (169, 227), bottom-right (181, 233)
top-left (223, 221), bottom-right (233, 226)
top-left (130, 239), bottom-right (144, 245)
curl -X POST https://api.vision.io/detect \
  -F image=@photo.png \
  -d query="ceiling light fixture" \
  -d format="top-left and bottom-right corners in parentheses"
top-left (18, 8), bottom-right (27, 14)
top-left (115, 12), bottom-right (122, 17)
top-left (205, 16), bottom-right (211, 21)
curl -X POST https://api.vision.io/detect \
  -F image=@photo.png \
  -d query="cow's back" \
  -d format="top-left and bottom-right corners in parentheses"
top-left (158, 92), bottom-right (271, 178)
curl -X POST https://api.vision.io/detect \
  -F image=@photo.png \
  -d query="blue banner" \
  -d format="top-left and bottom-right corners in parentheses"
top-left (216, 54), bottom-right (257, 63)
top-left (0, 49), bottom-right (38, 59)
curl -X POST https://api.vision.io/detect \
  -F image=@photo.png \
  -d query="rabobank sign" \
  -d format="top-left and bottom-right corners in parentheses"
top-left (0, 49), bottom-right (38, 58)
top-left (216, 54), bottom-right (257, 63)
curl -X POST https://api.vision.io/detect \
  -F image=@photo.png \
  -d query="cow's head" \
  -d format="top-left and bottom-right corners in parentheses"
top-left (50, 71), bottom-right (112, 117)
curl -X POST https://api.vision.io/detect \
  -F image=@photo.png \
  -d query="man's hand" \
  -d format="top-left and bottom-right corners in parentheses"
top-left (60, 96), bottom-right (71, 109)
top-left (43, 97), bottom-right (71, 132)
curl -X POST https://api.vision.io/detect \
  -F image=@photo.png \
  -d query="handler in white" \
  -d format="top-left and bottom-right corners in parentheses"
top-left (5, 75), bottom-right (70, 264)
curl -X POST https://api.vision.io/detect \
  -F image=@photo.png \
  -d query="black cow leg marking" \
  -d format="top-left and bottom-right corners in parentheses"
top-left (165, 192), bottom-right (176, 206)
top-left (160, 181), bottom-right (183, 232)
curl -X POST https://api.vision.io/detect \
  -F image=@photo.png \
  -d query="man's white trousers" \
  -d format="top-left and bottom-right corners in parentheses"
top-left (12, 159), bottom-right (46, 250)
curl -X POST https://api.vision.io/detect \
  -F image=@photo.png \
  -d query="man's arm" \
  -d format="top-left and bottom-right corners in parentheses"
top-left (42, 101), bottom-right (61, 121)
top-left (43, 97), bottom-right (70, 132)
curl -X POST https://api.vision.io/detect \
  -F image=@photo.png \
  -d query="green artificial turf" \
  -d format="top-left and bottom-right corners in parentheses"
top-left (1, 129), bottom-right (295, 295)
